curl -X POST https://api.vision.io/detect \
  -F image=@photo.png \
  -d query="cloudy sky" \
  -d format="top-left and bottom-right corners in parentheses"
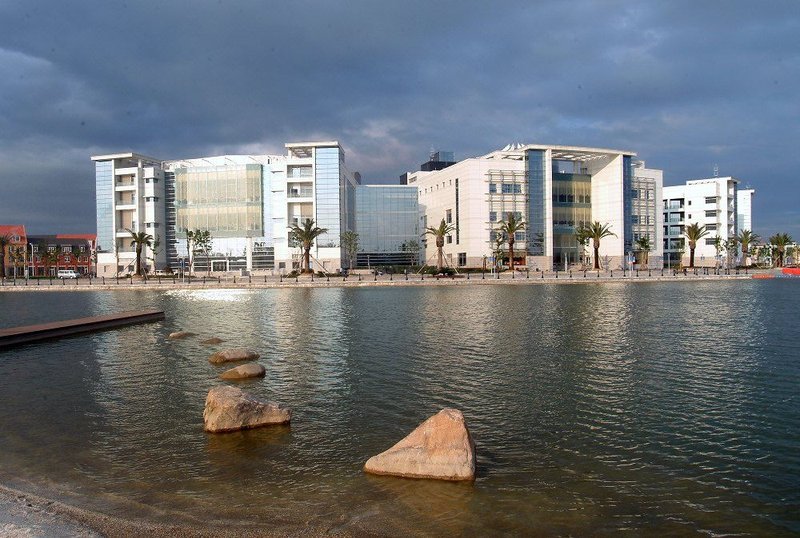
top-left (1, 1), bottom-right (798, 237)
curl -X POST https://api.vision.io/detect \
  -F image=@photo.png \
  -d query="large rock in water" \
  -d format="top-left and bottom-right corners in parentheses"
top-left (203, 385), bottom-right (290, 432)
top-left (209, 348), bottom-right (260, 364)
top-left (364, 408), bottom-right (476, 481)
top-left (220, 363), bottom-right (266, 380)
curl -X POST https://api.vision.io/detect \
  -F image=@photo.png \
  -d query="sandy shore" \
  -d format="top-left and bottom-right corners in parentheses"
top-left (0, 483), bottom-right (345, 538)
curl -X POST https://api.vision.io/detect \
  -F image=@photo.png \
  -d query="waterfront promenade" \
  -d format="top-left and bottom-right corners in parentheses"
top-left (0, 268), bottom-right (758, 292)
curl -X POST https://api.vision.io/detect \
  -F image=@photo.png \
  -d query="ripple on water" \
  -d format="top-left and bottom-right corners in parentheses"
top-left (0, 281), bottom-right (798, 534)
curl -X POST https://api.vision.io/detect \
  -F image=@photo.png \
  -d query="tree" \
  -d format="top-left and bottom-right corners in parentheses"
top-left (685, 223), bottom-right (709, 268)
top-left (498, 212), bottom-right (525, 272)
top-left (585, 222), bottom-right (616, 270)
top-left (10, 245), bottom-right (25, 278)
top-left (127, 229), bottom-right (153, 277)
top-left (341, 231), bottom-right (359, 269)
top-left (575, 226), bottom-right (590, 267)
top-left (635, 236), bottom-right (652, 267)
top-left (724, 237), bottom-right (738, 269)
top-left (492, 233), bottom-right (506, 269)
top-left (70, 245), bottom-right (82, 274)
top-left (185, 229), bottom-right (196, 274)
top-left (737, 230), bottom-right (759, 267)
top-left (402, 239), bottom-right (421, 266)
top-left (0, 234), bottom-right (10, 279)
top-left (423, 218), bottom-right (456, 271)
top-left (192, 230), bottom-right (213, 275)
top-left (769, 233), bottom-right (793, 267)
top-left (289, 219), bottom-right (328, 273)
top-left (149, 234), bottom-right (161, 273)
top-left (42, 248), bottom-right (59, 277)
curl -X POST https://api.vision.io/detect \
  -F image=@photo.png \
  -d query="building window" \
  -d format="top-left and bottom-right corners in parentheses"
top-left (514, 231), bottom-right (525, 241)
top-left (446, 209), bottom-right (452, 223)
top-left (489, 183), bottom-right (497, 193)
top-left (631, 189), bottom-right (639, 198)
top-left (501, 183), bottom-right (522, 194)
top-left (705, 210), bottom-right (717, 218)
top-left (61, 246), bottom-right (71, 253)
top-left (446, 235), bottom-right (452, 244)
top-left (706, 224), bottom-right (717, 231)
top-left (705, 238), bottom-right (717, 245)
top-left (705, 196), bottom-right (717, 204)
top-left (489, 211), bottom-right (497, 222)
top-left (631, 215), bottom-right (639, 224)
top-left (458, 252), bottom-right (467, 266)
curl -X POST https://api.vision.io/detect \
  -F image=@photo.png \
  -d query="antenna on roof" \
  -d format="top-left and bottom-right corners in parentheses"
top-left (713, 164), bottom-right (719, 177)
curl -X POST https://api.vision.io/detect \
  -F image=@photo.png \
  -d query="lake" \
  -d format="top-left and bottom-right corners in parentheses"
top-left (0, 281), bottom-right (798, 535)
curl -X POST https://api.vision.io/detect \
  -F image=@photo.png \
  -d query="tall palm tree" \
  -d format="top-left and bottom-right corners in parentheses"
top-left (769, 233), bottom-right (793, 267)
top-left (424, 218), bottom-right (456, 271)
top-left (127, 229), bottom-right (153, 277)
top-left (685, 223), bottom-right (709, 268)
top-left (498, 213), bottom-right (525, 271)
top-left (635, 236), bottom-right (652, 267)
top-left (737, 230), bottom-right (759, 267)
top-left (0, 234), bottom-right (10, 279)
top-left (289, 218), bottom-right (328, 273)
top-left (585, 222), bottom-right (616, 270)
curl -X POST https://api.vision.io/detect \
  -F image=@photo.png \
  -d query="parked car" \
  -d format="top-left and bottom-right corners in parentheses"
top-left (57, 270), bottom-right (80, 279)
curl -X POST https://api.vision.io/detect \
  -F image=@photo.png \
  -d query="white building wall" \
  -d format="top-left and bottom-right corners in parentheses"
top-left (737, 188), bottom-right (755, 234)
top-left (587, 155), bottom-right (626, 266)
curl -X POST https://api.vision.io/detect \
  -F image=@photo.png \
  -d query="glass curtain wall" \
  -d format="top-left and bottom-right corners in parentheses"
top-left (315, 147), bottom-right (341, 247)
top-left (174, 164), bottom-right (263, 238)
top-left (526, 150), bottom-right (546, 256)
top-left (95, 161), bottom-right (113, 252)
top-left (552, 172), bottom-right (592, 267)
top-left (355, 187), bottom-right (419, 252)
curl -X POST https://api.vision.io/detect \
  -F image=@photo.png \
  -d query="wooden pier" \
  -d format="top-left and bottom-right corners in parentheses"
top-left (0, 309), bottom-right (165, 349)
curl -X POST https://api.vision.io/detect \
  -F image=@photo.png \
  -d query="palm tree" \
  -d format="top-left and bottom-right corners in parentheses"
top-left (685, 223), bottom-right (709, 268)
top-left (737, 230), bottom-right (759, 267)
top-left (289, 219), bottom-right (328, 273)
top-left (341, 231), bottom-right (359, 269)
top-left (10, 245), bottom-right (24, 278)
top-left (635, 236), bottom-right (652, 267)
top-left (0, 234), bottom-right (10, 279)
top-left (127, 229), bottom-right (153, 277)
top-left (769, 233), bottom-right (793, 267)
top-left (423, 218), bottom-right (456, 271)
top-left (585, 222), bottom-right (616, 270)
top-left (498, 212), bottom-right (525, 272)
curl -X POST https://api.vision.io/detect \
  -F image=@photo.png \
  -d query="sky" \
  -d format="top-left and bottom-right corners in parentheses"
top-left (0, 0), bottom-right (798, 238)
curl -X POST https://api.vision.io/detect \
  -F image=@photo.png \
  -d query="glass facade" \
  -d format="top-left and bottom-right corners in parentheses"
top-left (314, 147), bottom-right (341, 247)
top-left (174, 164), bottom-right (263, 238)
top-left (526, 150), bottom-right (546, 255)
top-left (622, 155), bottom-right (633, 252)
top-left (552, 173), bottom-right (592, 267)
top-left (355, 186), bottom-right (419, 252)
top-left (95, 161), bottom-right (113, 252)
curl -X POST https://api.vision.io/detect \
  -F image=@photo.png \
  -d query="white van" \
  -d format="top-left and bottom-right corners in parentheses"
top-left (57, 270), bottom-right (80, 279)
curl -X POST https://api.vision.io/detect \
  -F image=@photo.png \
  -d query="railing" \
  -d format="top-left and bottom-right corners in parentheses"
top-left (288, 189), bottom-right (314, 198)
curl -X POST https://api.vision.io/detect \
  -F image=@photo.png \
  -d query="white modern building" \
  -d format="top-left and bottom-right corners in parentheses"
top-left (737, 188), bottom-right (755, 235)
top-left (404, 143), bottom-right (663, 270)
top-left (662, 176), bottom-right (743, 267)
top-left (92, 141), bottom-right (359, 275)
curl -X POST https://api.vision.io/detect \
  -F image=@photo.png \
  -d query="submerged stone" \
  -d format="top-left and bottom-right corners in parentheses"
top-left (220, 363), bottom-right (266, 380)
top-left (364, 408), bottom-right (476, 481)
top-left (209, 348), bottom-right (260, 364)
top-left (203, 385), bottom-right (290, 432)
top-left (201, 337), bottom-right (225, 345)
top-left (168, 331), bottom-right (195, 339)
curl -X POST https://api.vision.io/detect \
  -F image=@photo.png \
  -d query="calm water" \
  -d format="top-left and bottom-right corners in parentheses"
top-left (0, 281), bottom-right (798, 535)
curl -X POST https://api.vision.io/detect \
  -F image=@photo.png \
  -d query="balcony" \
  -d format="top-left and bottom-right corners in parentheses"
top-left (288, 189), bottom-right (314, 198)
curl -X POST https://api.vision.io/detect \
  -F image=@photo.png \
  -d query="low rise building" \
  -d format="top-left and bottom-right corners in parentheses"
top-left (0, 224), bottom-right (27, 278)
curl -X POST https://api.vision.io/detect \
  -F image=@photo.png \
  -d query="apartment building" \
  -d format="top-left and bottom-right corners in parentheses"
top-left (404, 143), bottom-right (663, 270)
top-left (662, 177), bottom-right (741, 267)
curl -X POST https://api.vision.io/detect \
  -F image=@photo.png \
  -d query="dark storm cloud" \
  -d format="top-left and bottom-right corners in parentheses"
top-left (0, 0), bottom-right (798, 237)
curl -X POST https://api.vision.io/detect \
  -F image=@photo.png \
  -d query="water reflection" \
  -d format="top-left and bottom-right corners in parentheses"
top-left (0, 282), bottom-right (797, 535)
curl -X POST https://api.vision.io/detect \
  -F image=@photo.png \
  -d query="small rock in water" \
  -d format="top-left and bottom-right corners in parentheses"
top-left (201, 337), bottom-right (225, 345)
top-left (203, 385), bottom-right (290, 432)
top-left (168, 331), bottom-right (195, 339)
top-left (220, 363), bottom-right (266, 380)
top-left (209, 348), bottom-right (260, 364)
top-left (364, 408), bottom-right (476, 481)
